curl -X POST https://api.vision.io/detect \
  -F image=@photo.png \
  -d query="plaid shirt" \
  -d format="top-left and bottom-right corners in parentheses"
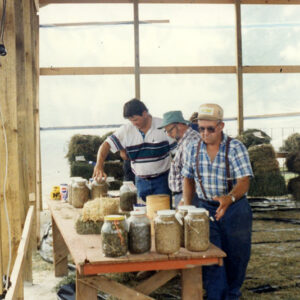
top-left (182, 133), bottom-right (253, 200)
top-left (169, 127), bottom-right (201, 192)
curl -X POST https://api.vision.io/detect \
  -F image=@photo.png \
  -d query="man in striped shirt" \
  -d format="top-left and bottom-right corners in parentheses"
top-left (158, 110), bottom-right (201, 207)
top-left (182, 103), bottom-right (253, 300)
top-left (93, 98), bottom-right (176, 201)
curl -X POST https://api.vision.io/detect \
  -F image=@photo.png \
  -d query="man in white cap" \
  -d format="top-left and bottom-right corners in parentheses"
top-left (158, 110), bottom-right (201, 207)
top-left (182, 103), bottom-right (253, 300)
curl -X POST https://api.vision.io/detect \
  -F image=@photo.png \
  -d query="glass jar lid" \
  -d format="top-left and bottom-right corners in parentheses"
top-left (188, 208), bottom-right (209, 216)
top-left (130, 210), bottom-right (146, 216)
top-left (178, 205), bottom-right (196, 212)
top-left (104, 215), bottom-right (125, 221)
top-left (75, 178), bottom-right (87, 185)
top-left (157, 209), bottom-right (176, 216)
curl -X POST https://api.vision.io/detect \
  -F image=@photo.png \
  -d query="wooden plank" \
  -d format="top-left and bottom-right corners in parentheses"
top-left (133, 0), bottom-right (141, 99)
top-left (76, 271), bottom-right (98, 300)
top-left (52, 217), bottom-right (69, 276)
top-left (181, 266), bottom-right (203, 300)
top-left (5, 206), bottom-right (35, 300)
top-left (135, 269), bottom-right (179, 295)
top-left (39, 0), bottom-right (300, 5)
top-left (235, 0), bottom-right (244, 135)
top-left (40, 19), bottom-right (170, 27)
top-left (243, 65), bottom-right (300, 73)
top-left (40, 66), bottom-right (237, 75)
top-left (79, 275), bottom-right (154, 300)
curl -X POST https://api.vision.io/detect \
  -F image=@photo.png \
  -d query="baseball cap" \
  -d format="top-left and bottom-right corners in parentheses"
top-left (197, 103), bottom-right (223, 121)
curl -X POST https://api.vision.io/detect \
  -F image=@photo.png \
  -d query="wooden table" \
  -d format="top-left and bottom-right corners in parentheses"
top-left (48, 200), bottom-right (226, 300)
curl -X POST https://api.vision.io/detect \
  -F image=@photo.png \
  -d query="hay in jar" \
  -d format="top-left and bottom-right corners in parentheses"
top-left (72, 178), bottom-right (90, 208)
top-left (154, 210), bottom-right (180, 254)
top-left (127, 211), bottom-right (151, 254)
top-left (101, 215), bottom-right (128, 257)
top-left (184, 208), bottom-right (209, 252)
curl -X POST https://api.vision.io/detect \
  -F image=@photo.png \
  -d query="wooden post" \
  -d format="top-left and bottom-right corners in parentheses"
top-left (181, 267), bottom-right (203, 300)
top-left (235, 0), bottom-right (244, 135)
top-left (133, 0), bottom-right (141, 99)
top-left (0, 0), bottom-right (23, 296)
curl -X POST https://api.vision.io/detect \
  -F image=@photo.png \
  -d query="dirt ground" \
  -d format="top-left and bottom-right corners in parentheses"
top-left (24, 205), bottom-right (300, 300)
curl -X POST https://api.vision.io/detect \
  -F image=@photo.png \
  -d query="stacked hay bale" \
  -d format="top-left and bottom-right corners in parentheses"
top-left (281, 133), bottom-right (300, 200)
top-left (66, 132), bottom-right (123, 189)
top-left (248, 144), bottom-right (287, 196)
top-left (237, 129), bottom-right (287, 196)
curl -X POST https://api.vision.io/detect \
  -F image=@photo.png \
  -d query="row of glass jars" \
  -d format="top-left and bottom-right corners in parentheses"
top-left (68, 177), bottom-right (109, 208)
top-left (101, 206), bottom-right (210, 257)
top-left (101, 211), bottom-right (151, 257)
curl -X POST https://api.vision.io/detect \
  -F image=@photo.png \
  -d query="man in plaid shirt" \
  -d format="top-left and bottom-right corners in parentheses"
top-left (158, 110), bottom-right (201, 207)
top-left (182, 103), bottom-right (253, 300)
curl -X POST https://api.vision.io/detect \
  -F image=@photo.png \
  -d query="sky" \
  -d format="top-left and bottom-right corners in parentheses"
top-left (38, 3), bottom-right (300, 148)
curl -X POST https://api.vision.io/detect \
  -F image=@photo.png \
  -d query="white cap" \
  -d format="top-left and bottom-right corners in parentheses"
top-left (188, 208), bottom-right (209, 216)
top-left (130, 210), bottom-right (146, 216)
top-left (178, 205), bottom-right (196, 212)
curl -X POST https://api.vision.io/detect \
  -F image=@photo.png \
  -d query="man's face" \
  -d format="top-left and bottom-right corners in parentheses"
top-left (198, 120), bottom-right (224, 145)
top-left (128, 111), bottom-right (148, 130)
top-left (164, 123), bottom-right (179, 140)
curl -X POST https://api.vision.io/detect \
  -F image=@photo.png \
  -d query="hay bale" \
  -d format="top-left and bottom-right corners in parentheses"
top-left (286, 152), bottom-right (300, 174)
top-left (287, 176), bottom-right (300, 200)
top-left (249, 173), bottom-right (287, 197)
top-left (248, 144), bottom-right (287, 196)
top-left (248, 144), bottom-right (279, 174)
top-left (75, 217), bottom-right (103, 234)
top-left (70, 161), bottom-right (93, 180)
top-left (280, 133), bottom-right (300, 153)
top-left (104, 161), bottom-right (124, 180)
top-left (236, 129), bottom-right (271, 149)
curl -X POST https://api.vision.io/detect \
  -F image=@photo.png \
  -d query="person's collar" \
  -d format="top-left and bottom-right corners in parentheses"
top-left (177, 126), bottom-right (191, 145)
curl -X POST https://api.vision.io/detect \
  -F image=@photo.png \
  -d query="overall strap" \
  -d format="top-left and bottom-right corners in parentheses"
top-left (225, 136), bottom-right (233, 192)
top-left (196, 140), bottom-right (208, 200)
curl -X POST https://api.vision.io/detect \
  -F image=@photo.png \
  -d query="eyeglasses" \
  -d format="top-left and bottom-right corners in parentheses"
top-left (199, 123), bottom-right (220, 133)
top-left (164, 124), bottom-right (177, 134)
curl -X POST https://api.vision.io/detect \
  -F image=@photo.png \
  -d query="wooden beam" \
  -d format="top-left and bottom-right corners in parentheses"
top-left (33, 0), bottom-right (39, 12)
top-left (224, 111), bottom-right (300, 121)
top-left (235, 0), bottom-right (244, 134)
top-left (78, 275), bottom-right (154, 300)
top-left (243, 65), bottom-right (300, 73)
top-left (135, 270), bottom-right (179, 295)
top-left (40, 19), bottom-right (169, 27)
top-left (40, 66), bottom-right (237, 75)
top-left (133, 0), bottom-right (141, 99)
top-left (181, 267), bottom-right (203, 300)
top-left (39, 0), bottom-right (300, 6)
top-left (5, 206), bottom-right (35, 300)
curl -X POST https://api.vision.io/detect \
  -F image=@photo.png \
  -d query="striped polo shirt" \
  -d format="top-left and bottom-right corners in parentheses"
top-left (106, 117), bottom-right (177, 178)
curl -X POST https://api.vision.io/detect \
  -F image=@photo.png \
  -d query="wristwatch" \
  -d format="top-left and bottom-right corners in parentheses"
top-left (230, 194), bottom-right (236, 203)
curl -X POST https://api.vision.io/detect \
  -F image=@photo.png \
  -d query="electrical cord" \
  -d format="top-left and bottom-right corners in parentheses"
top-left (0, 100), bottom-right (12, 291)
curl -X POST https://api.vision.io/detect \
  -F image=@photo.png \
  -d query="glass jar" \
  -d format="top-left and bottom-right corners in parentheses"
top-left (72, 178), bottom-right (89, 208)
top-left (154, 210), bottom-right (180, 254)
top-left (91, 179), bottom-right (108, 199)
top-left (184, 208), bottom-right (210, 252)
top-left (127, 211), bottom-right (151, 254)
top-left (101, 215), bottom-right (128, 257)
top-left (68, 177), bottom-right (82, 205)
top-left (119, 181), bottom-right (137, 212)
top-left (175, 205), bottom-right (196, 247)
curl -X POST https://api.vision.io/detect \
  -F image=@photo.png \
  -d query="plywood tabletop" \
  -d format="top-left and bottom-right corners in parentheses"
top-left (48, 200), bottom-right (226, 275)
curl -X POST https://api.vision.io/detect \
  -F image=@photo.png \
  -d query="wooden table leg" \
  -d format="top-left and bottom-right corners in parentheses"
top-left (76, 271), bottom-right (98, 300)
top-left (181, 266), bottom-right (203, 300)
top-left (52, 216), bottom-right (68, 277)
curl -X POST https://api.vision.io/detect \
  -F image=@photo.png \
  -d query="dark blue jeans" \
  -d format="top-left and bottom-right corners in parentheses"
top-left (196, 197), bottom-right (252, 300)
top-left (135, 172), bottom-right (172, 204)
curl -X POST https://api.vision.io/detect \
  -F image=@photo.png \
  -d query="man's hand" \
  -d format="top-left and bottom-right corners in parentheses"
top-left (93, 164), bottom-right (107, 182)
top-left (213, 195), bottom-right (233, 221)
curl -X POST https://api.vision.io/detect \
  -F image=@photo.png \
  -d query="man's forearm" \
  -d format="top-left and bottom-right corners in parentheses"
top-left (183, 177), bottom-right (195, 205)
top-left (96, 141), bottom-right (111, 168)
top-left (229, 176), bottom-right (250, 200)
